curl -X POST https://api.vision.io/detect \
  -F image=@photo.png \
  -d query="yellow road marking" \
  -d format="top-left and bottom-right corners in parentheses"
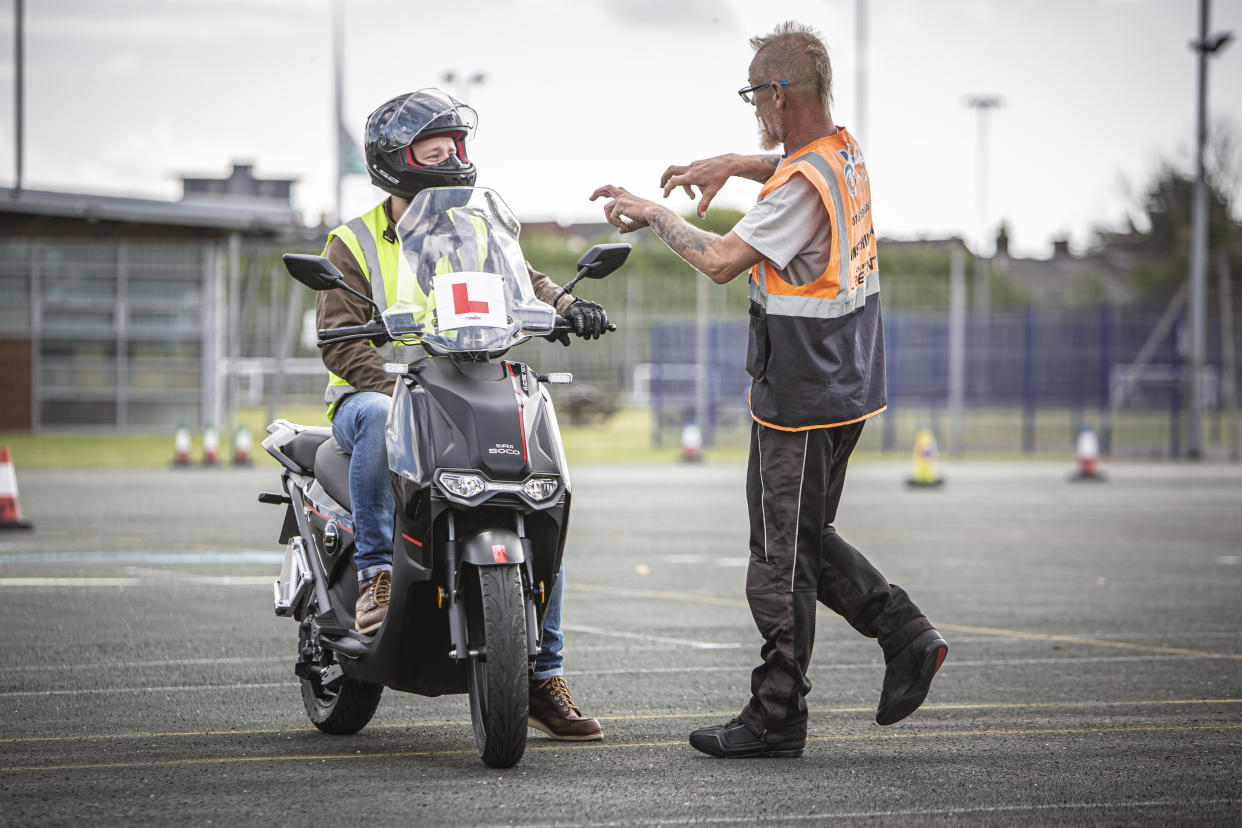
top-left (2, 698), bottom-right (1239, 745)
top-left (571, 582), bottom-right (1242, 661)
top-left (4, 722), bottom-right (1241, 774)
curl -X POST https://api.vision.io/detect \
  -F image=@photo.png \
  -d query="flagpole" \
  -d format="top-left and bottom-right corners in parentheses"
top-left (332, 0), bottom-right (344, 225)
top-left (13, 0), bottom-right (23, 197)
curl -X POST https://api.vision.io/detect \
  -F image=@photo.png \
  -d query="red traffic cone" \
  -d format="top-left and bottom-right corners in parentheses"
top-left (0, 445), bottom-right (33, 530)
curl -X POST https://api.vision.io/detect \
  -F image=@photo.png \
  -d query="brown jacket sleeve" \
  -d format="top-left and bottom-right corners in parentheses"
top-left (316, 236), bottom-right (393, 395)
top-left (529, 262), bottom-right (575, 315)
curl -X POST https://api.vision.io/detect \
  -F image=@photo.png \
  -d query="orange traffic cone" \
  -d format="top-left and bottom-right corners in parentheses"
top-left (0, 445), bottom-right (33, 530)
top-left (1070, 425), bottom-right (1106, 482)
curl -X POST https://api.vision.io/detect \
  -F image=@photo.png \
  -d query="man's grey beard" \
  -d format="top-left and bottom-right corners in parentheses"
top-left (757, 111), bottom-right (782, 150)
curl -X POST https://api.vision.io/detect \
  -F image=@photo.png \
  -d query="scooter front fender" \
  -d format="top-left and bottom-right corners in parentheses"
top-left (460, 528), bottom-right (526, 566)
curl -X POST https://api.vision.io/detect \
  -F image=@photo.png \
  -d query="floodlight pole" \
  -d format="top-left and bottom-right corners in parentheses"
top-left (855, 0), bottom-right (868, 141)
top-left (1187, 0), bottom-right (1233, 458)
top-left (965, 96), bottom-right (1002, 254)
top-left (965, 95), bottom-right (1002, 308)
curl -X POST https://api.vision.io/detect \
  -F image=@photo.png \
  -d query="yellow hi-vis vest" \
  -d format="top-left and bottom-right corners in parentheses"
top-left (322, 201), bottom-right (488, 419)
top-left (745, 127), bottom-right (887, 431)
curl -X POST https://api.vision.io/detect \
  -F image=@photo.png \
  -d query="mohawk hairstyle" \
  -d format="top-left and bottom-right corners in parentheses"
top-left (749, 21), bottom-right (833, 110)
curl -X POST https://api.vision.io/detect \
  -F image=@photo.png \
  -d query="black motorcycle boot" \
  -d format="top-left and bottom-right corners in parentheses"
top-left (354, 571), bottom-right (391, 635)
top-left (876, 628), bottom-right (949, 725)
top-left (689, 716), bottom-right (805, 758)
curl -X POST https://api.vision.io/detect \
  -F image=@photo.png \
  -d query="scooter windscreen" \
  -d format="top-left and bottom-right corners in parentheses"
top-left (382, 187), bottom-right (558, 353)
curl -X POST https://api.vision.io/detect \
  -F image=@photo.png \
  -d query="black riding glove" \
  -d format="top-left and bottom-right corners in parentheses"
top-left (565, 299), bottom-right (609, 340)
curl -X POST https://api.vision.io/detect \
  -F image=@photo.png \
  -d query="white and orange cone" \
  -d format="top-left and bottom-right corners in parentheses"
top-left (1070, 425), bottom-right (1106, 482)
top-left (172, 425), bottom-right (192, 467)
top-left (202, 425), bottom-right (220, 467)
top-left (680, 422), bottom-right (703, 463)
top-left (232, 425), bottom-right (253, 467)
top-left (0, 445), bottom-right (32, 530)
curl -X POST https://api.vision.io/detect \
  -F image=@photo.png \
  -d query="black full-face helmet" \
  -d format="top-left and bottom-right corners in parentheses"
top-left (364, 88), bottom-right (478, 199)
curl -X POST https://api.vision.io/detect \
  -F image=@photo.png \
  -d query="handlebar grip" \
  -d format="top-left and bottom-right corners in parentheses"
top-left (319, 322), bottom-right (384, 340)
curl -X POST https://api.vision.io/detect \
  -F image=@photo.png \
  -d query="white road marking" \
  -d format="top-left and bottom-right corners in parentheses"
top-left (562, 623), bottom-right (744, 650)
top-left (0, 550), bottom-right (282, 565)
top-left (0, 576), bottom-right (270, 587)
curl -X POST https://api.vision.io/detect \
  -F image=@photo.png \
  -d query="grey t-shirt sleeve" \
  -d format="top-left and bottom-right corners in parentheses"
top-left (732, 174), bottom-right (826, 271)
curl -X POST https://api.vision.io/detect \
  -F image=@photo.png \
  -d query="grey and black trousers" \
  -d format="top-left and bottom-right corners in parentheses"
top-left (739, 419), bottom-right (933, 742)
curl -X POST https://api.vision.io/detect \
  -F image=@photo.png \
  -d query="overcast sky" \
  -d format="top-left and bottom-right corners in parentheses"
top-left (1, 0), bottom-right (1239, 259)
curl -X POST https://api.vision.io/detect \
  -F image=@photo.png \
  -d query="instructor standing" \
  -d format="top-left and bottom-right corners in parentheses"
top-left (591, 20), bottom-right (947, 758)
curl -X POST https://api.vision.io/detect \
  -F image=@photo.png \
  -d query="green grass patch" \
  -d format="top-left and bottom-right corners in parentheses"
top-left (0, 404), bottom-right (1191, 470)
top-left (0, 406), bottom-right (743, 469)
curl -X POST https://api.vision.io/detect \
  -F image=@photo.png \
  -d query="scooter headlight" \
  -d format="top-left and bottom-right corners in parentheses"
top-left (438, 472), bottom-right (486, 499)
top-left (521, 476), bottom-right (560, 502)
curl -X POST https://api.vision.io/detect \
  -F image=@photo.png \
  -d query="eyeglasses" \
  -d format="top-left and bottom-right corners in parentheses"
top-left (737, 81), bottom-right (789, 104)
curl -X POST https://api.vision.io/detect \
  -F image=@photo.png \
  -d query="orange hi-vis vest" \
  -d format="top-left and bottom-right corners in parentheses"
top-left (746, 127), bottom-right (887, 431)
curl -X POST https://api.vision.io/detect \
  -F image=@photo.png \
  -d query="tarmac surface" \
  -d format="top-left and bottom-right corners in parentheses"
top-left (0, 458), bottom-right (1240, 826)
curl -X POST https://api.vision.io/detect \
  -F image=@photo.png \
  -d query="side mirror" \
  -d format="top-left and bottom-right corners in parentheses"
top-left (575, 243), bottom-right (631, 280)
top-left (283, 254), bottom-right (346, 291)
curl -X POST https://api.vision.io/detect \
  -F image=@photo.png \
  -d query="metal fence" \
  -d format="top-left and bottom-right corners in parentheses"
top-left (13, 228), bottom-right (1233, 461)
top-left (640, 301), bottom-right (1239, 459)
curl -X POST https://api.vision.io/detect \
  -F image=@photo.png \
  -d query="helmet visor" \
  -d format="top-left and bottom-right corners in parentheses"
top-left (374, 88), bottom-right (478, 153)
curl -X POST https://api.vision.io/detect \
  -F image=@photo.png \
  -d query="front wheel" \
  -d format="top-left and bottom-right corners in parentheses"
top-left (465, 564), bottom-right (529, 768)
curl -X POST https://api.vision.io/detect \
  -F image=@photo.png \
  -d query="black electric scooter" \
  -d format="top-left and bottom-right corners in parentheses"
top-left (258, 186), bottom-right (628, 768)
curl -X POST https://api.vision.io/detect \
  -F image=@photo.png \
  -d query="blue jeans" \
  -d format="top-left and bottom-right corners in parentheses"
top-left (332, 392), bottom-right (395, 579)
top-left (332, 391), bottom-right (565, 677)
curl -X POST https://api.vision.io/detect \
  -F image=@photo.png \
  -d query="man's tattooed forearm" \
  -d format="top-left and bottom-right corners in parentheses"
top-left (742, 155), bottom-right (783, 182)
top-left (650, 208), bottom-right (714, 258)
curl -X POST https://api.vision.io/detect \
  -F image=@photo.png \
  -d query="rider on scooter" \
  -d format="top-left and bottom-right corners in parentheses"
top-left (316, 88), bottom-right (606, 741)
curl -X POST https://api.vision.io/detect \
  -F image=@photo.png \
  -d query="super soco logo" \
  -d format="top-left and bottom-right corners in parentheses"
top-left (489, 443), bottom-right (521, 456)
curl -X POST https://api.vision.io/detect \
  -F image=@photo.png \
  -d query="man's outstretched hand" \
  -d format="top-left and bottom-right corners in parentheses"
top-left (659, 154), bottom-right (738, 218)
top-left (590, 185), bottom-right (659, 234)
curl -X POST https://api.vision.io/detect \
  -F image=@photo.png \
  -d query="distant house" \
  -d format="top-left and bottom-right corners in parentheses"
top-left (520, 220), bottom-right (619, 245)
top-left (991, 226), bottom-right (1132, 307)
top-left (0, 164), bottom-right (318, 431)
top-left (180, 162), bottom-right (297, 212)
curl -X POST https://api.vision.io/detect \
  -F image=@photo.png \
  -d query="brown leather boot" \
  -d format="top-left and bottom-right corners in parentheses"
top-left (528, 676), bottom-right (603, 741)
top-left (355, 571), bottom-right (391, 634)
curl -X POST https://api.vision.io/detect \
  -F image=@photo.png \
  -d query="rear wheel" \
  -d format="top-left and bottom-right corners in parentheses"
top-left (465, 564), bottom-right (529, 768)
top-left (298, 620), bottom-right (382, 735)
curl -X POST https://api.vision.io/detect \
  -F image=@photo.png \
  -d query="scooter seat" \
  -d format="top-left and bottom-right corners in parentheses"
top-left (284, 427), bottom-right (333, 473)
top-left (314, 438), bottom-right (353, 513)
